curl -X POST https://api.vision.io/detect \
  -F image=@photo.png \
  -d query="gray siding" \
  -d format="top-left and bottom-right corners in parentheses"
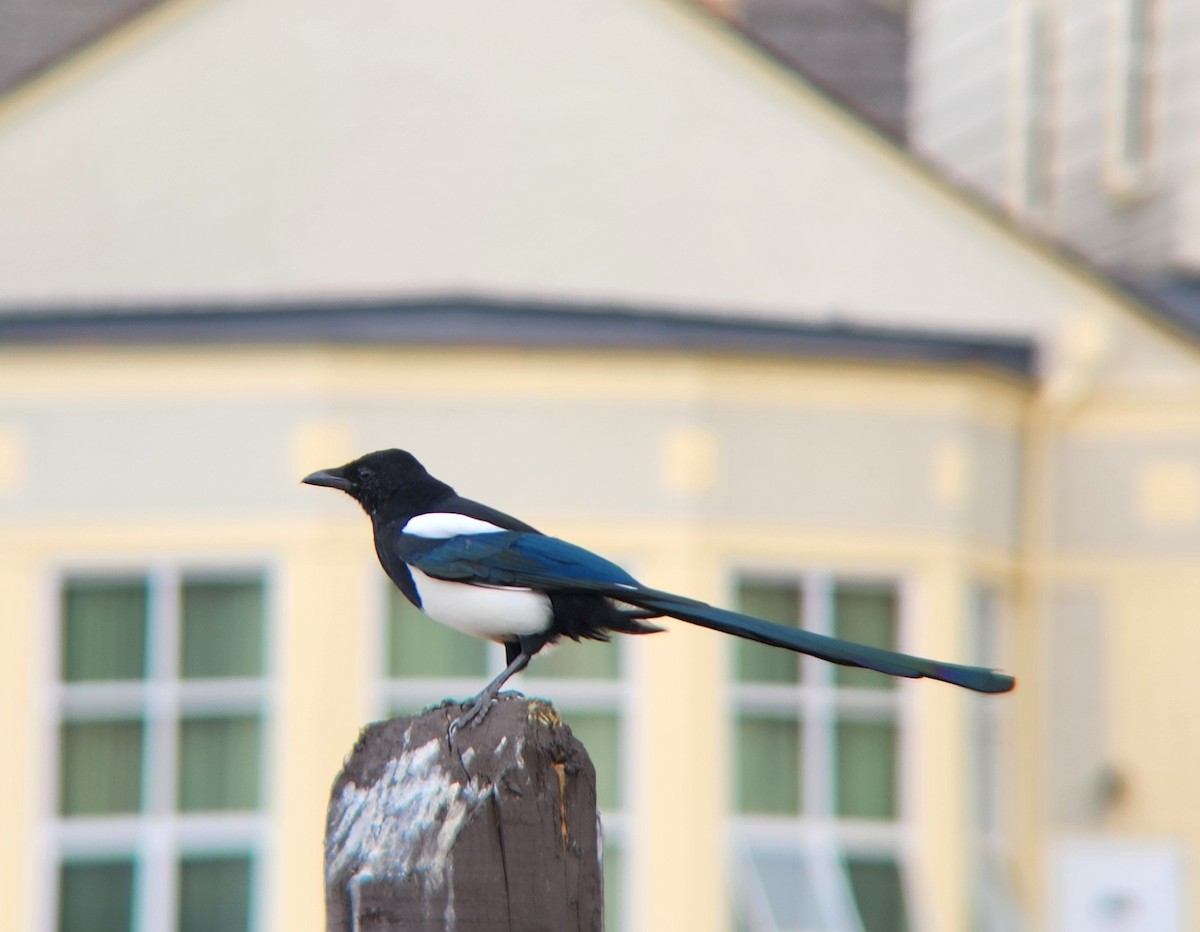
top-left (1168, 0), bottom-right (1200, 271)
top-left (909, 0), bottom-right (1011, 197)
top-left (1053, 0), bottom-right (1172, 270)
top-left (911, 0), bottom-right (1200, 275)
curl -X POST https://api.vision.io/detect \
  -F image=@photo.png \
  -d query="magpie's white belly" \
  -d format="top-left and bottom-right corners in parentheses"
top-left (409, 567), bottom-right (552, 640)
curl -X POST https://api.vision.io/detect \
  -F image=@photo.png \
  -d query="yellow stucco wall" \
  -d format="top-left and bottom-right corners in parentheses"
top-left (5, 340), bottom-right (1200, 930)
top-left (0, 343), bottom-right (1042, 932)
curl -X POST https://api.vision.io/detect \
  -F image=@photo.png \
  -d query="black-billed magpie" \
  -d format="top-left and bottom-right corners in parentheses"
top-left (303, 449), bottom-right (1015, 729)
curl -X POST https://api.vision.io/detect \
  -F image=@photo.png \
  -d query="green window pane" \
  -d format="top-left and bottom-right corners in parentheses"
top-left (847, 857), bottom-right (909, 932)
top-left (561, 711), bottom-right (621, 810)
top-left (836, 720), bottom-right (897, 819)
top-left (179, 856), bottom-right (252, 932)
top-left (735, 580), bottom-right (802, 684)
top-left (833, 584), bottom-right (897, 690)
top-left (181, 577), bottom-right (265, 679)
top-left (603, 840), bottom-right (623, 932)
top-left (59, 860), bottom-right (134, 932)
top-left (735, 715), bottom-right (801, 814)
top-left (178, 716), bottom-right (261, 812)
top-left (386, 589), bottom-right (488, 677)
top-left (59, 720), bottom-right (143, 816)
top-left (62, 579), bottom-right (148, 682)
top-left (528, 638), bottom-right (619, 680)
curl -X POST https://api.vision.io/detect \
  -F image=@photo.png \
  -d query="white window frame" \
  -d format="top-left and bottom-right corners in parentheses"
top-left (1105, 0), bottom-right (1160, 198)
top-left (967, 584), bottom-right (1026, 932)
top-left (373, 577), bottom-right (636, 929)
top-left (728, 569), bottom-right (915, 932)
top-left (41, 559), bottom-right (275, 932)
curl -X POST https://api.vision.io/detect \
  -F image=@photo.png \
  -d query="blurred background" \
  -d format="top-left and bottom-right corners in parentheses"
top-left (2, 0), bottom-right (1199, 930)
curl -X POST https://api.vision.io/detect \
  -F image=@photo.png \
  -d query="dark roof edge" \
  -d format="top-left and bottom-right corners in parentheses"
top-left (684, 1), bottom-right (1200, 351)
top-left (0, 0), bottom-right (170, 100)
top-left (698, 1), bottom-right (907, 145)
top-left (0, 294), bottom-right (1037, 379)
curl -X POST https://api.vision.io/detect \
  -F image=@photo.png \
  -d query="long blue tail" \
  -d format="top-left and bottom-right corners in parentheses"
top-left (625, 589), bottom-right (1014, 694)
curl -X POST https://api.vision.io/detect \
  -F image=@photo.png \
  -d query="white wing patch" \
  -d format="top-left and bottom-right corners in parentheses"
top-left (403, 512), bottom-right (508, 539)
top-left (409, 568), bottom-right (552, 639)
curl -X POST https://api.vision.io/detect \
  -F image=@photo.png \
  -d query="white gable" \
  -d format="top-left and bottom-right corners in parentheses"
top-left (0, 0), bottom-right (1197, 384)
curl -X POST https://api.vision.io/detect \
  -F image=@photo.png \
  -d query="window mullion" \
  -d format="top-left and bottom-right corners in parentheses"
top-left (814, 833), bottom-right (866, 932)
top-left (803, 575), bottom-right (833, 820)
top-left (731, 569), bottom-right (910, 932)
top-left (145, 567), bottom-right (181, 817)
top-left (139, 830), bottom-right (177, 932)
top-left (142, 567), bottom-right (181, 932)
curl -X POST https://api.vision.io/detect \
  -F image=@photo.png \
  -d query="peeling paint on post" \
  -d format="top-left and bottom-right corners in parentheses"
top-left (324, 696), bottom-right (603, 932)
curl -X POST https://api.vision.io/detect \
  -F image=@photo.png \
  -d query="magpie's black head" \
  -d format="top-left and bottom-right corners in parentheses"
top-left (302, 448), bottom-right (453, 518)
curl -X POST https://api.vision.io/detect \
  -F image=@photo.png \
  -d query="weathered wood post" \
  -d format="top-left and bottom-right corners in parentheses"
top-left (325, 695), bottom-right (603, 932)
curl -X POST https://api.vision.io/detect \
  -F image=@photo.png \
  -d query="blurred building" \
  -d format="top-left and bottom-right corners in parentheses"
top-left (906, 0), bottom-right (1200, 316)
top-left (736, 0), bottom-right (1200, 332)
top-left (1, 2), bottom-right (1199, 932)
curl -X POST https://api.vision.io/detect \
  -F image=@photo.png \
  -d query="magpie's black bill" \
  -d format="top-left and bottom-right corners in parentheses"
top-left (302, 468), bottom-right (353, 492)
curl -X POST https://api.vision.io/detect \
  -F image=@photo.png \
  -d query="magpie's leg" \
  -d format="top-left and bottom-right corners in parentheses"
top-left (448, 640), bottom-right (536, 738)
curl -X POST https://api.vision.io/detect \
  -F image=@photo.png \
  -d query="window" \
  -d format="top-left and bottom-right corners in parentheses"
top-left (1015, 0), bottom-right (1057, 216)
top-left (967, 588), bottom-right (1004, 844)
top-left (967, 586), bottom-right (1025, 932)
top-left (1107, 0), bottom-right (1158, 192)
top-left (730, 575), bottom-right (909, 932)
top-left (51, 570), bottom-right (270, 932)
top-left (379, 587), bottom-right (631, 929)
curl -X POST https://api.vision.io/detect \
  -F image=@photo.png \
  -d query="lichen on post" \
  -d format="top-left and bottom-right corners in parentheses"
top-left (325, 695), bottom-right (603, 932)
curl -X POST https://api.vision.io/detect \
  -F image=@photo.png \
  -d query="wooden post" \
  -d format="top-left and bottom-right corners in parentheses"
top-left (325, 695), bottom-right (603, 932)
